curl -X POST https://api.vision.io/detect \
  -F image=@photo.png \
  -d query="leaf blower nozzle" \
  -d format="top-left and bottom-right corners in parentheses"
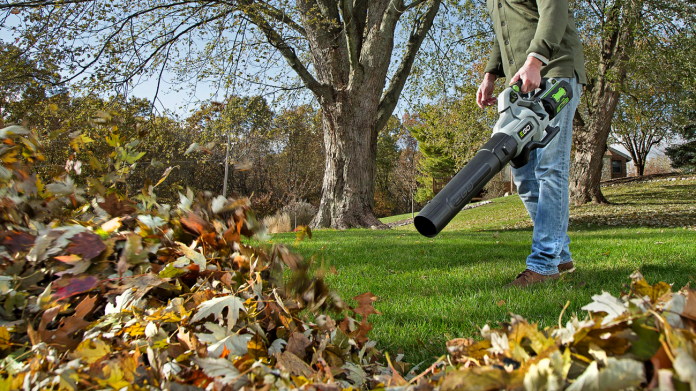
top-left (414, 133), bottom-right (518, 237)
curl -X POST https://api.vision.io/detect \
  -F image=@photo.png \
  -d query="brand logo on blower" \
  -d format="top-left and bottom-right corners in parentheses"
top-left (517, 122), bottom-right (533, 139)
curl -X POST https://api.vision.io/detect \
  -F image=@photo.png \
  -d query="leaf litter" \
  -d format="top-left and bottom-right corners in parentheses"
top-left (2, 125), bottom-right (696, 390)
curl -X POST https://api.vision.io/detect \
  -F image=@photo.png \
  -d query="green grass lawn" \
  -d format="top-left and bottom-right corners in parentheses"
top-left (269, 176), bottom-right (696, 365)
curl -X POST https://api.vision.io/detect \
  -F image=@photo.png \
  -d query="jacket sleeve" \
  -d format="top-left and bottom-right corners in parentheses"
top-left (484, 36), bottom-right (505, 77)
top-left (526, 0), bottom-right (568, 60)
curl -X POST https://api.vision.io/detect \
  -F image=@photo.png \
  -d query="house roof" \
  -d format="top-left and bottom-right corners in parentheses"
top-left (606, 146), bottom-right (632, 162)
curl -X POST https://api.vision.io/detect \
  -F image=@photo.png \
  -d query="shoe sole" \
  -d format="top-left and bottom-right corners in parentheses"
top-left (559, 267), bottom-right (575, 274)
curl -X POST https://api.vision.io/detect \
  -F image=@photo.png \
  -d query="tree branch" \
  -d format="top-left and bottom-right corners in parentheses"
top-left (340, 0), bottom-right (362, 85)
top-left (253, 2), bottom-right (306, 37)
top-left (244, 7), bottom-right (327, 98)
top-left (375, 0), bottom-right (440, 131)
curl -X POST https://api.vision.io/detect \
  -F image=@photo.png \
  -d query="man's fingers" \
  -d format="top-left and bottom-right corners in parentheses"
top-left (523, 79), bottom-right (533, 93)
top-left (523, 79), bottom-right (540, 93)
top-left (476, 87), bottom-right (484, 109)
top-left (510, 73), bottom-right (520, 85)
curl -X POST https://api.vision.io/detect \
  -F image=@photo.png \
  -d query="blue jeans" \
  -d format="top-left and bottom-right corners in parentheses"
top-left (511, 77), bottom-right (581, 275)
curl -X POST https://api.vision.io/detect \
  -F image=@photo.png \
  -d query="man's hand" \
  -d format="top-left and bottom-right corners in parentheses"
top-left (510, 56), bottom-right (543, 93)
top-left (476, 73), bottom-right (498, 109)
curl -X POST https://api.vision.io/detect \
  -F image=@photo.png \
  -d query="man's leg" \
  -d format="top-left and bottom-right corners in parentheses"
top-left (512, 149), bottom-right (540, 222)
top-left (524, 77), bottom-right (580, 275)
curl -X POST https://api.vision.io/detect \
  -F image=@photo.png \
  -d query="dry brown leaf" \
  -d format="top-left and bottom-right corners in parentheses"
top-left (97, 193), bottom-right (136, 216)
top-left (352, 292), bottom-right (381, 317)
top-left (276, 351), bottom-right (315, 378)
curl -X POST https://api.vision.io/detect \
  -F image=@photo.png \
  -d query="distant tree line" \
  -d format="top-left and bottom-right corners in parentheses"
top-left (1, 44), bottom-right (420, 217)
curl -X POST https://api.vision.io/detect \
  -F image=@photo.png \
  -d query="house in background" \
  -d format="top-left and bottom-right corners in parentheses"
top-left (601, 146), bottom-right (632, 180)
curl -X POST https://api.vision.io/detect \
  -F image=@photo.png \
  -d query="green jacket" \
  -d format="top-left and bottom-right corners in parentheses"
top-left (484, 0), bottom-right (587, 85)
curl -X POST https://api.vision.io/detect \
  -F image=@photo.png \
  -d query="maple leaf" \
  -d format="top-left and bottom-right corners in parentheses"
top-left (352, 292), bottom-right (381, 317)
top-left (45, 176), bottom-right (76, 197)
top-left (138, 215), bottom-right (166, 230)
top-left (286, 332), bottom-right (311, 359)
top-left (70, 339), bottom-right (111, 364)
top-left (581, 291), bottom-right (628, 325)
top-left (191, 294), bottom-right (247, 331)
top-left (631, 273), bottom-right (672, 304)
top-left (177, 242), bottom-right (206, 270)
top-left (293, 225), bottom-right (312, 242)
top-left (97, 193), bottom-right (136, 216)
top-left (195, 322), bottom-right (252, 358)
top-left (193, 357), bottom-right (241, 386)
top-left (277, 351), bottom-right (316, 378)
top-left (38, 295), bottom-right (96, 350)
top-left (66, 231), bottom-right (106, 260)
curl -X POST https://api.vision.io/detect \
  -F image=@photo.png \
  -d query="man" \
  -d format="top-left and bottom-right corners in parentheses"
top-left (476, 0), bottom-right (586, 288)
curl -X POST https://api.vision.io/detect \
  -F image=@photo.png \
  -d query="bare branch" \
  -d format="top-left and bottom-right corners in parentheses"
top-left (253, 2), bottom-right (306, 37)
top-left (244, 7), bottom-right (327, 98)
top-left (404, 0), bottom-right (428, 11)
top-left (375, 0), bottom-right (440, 132)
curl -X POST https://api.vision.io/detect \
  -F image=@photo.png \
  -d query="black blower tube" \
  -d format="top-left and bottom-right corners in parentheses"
top-left (414, 133), bottom-right (519, 237)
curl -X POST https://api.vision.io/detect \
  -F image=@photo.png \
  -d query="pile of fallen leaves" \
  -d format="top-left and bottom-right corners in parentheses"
top-left (0, 124), bottom-right (393, 390)
top-left (3, 124), bottom-right (696, 391)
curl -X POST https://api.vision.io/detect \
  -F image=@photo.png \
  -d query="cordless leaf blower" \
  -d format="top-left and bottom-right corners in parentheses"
top-left (414, 78), bottom-right (573, 238)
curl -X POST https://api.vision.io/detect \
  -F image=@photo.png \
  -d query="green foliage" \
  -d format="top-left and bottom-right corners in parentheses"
top-left (666, 140), bottom-right (696, 173)
top-left (0, 42), bottom-right (62, 127)
top-left (406, 84), bottom-right (495, 203)
top-left (374, 117), bottom-right (404, 217)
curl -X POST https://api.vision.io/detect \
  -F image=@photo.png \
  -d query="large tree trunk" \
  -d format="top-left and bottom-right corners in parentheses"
top-left (312, 91), bottom-right (384, 228)
top-left (569, 2), bottom-right (636, 205)
top-left (570, 77), bottom-right (619, 204)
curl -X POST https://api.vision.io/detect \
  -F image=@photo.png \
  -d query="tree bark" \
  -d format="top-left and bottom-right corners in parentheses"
top-left (312, 91), bottom-right (383, 228)
top-left (570, 76), bottom-right (619, 204)
top-left (569, 2), bottom-right (636, 205)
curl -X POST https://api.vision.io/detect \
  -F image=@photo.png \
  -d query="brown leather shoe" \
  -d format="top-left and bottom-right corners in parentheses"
top-left (504, 269), bottom-right (559, 288)
top-left (559, 261), bottom-right (575, 274)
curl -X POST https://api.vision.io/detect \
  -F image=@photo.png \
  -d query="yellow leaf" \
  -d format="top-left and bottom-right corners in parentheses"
top-left (71, 339), bottom-right (111, 364)
top-left (0, 375), bottom-right (12, 391)
top-left (98, 361), bottom-right (130, 389)
top-left (0, 327), bottom-right (11, 350)
top-left (1, 149), bottom-right (18, 164)
top-left (632, 278), bottom-right (671, 304)
top-left (36, 177), bottom-right (45, 197)
top-left (37, 283), bottom-right (53, 310)
top-left (123, 323), bottom-right (146, 338)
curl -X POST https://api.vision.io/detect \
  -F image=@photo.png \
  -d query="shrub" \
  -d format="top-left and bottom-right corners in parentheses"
top-left (280, 199), bottom-right (317, 228)
top-left (262, 210), bottom-right (292, 233)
